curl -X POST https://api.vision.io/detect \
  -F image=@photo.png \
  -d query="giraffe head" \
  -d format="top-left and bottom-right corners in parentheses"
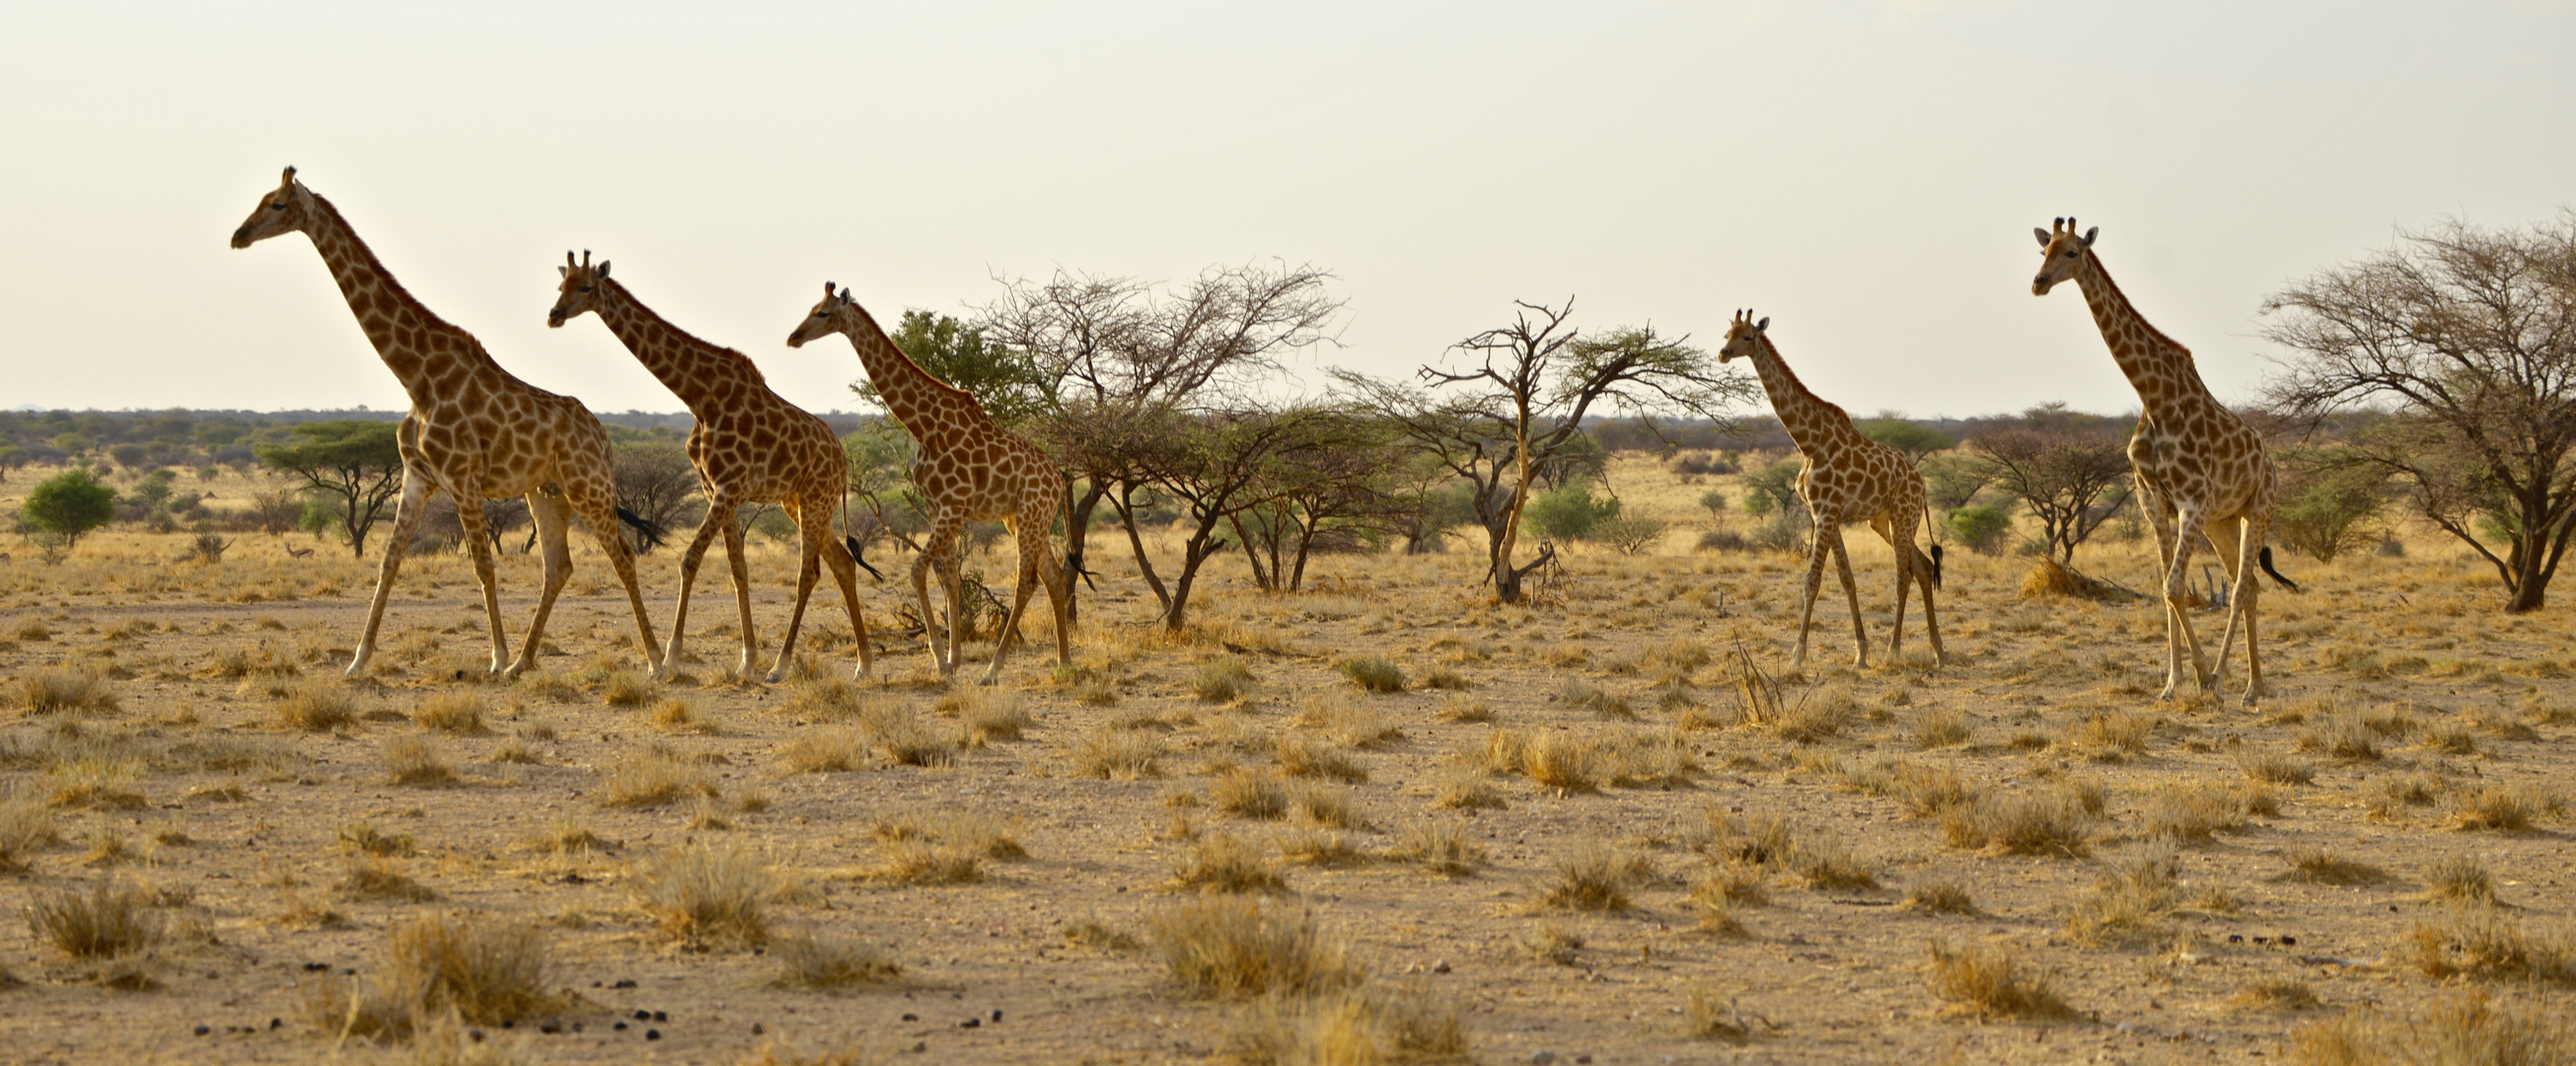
top-left (785, 282), bottom-right (859, 348)
top-left (229, 166), bottom-right (316, 249)
top-left (1716, 310), bottom-right (1769, 363)
top-left (547, 250), bottom-right (611, 328)
top-left (2030, 216), bottom-right (2097, 296)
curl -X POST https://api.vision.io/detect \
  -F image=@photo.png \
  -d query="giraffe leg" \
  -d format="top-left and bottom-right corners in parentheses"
top-left (1914, 543), bottom-right (1947, 666)
top-left (349, 468), bottom-right (436, 678)
top-left (661, 502), bottom-right (733, 677)
top-left (1877, 514), bottom-right (1910, 664)
top-left (2136, 484), bottom-right (2187, 700)
top-left (821, 496), bottom-right (875, 680)
top-left (1039, 516), bottom-right (1073, 670)
top-left (1792, 520), bottom-right (1833, 669)
top-left (2206, 515), bottom-right (2266, 707)
top-left (572, 491), bottom-right (665, 679)
top-left (507, 494), bottom-right (574, 679)
top-left (721, 509), bottom-right (755, 677)
top-left (914, 514), bottom-right (964, 676)
top-left (768, 500), bottom-right (827, 685)
top-left (980, 516), bottom-right (1053, 686)
top-left (1826, 526), bottom-right (1868, 669)
top-left (2161, 503), bottom-right (2212, 700)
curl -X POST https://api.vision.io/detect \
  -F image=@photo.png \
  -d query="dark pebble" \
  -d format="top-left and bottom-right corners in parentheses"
top-left (193, 1027), bottom-right (210, 1037)
top-left (499, 1020), bottom-right (514, 1029)
top-left (961, 1018), bottom-right (981, 1028)
top-left (992, 1010), bottom-right (1002, 1023)
top-left (540, 1021), bottom-right (561, 1034)
top-left (302, 962), bottom-right (329, 971)
top-left (614, 1022), bottom-right (627, 1031)
top-left (2254, 937), bottom-right (2271, 945)
top-left (752, 1024), bottom-right (765, 1035)
top-left (911, 1042), bottom-right (927, 1053)
top-left (645, 1029), bottom-right (662, 1041)
top-left (592, 981), bottom-right (603, 988)
top-left (2281, 936), bottom-right (2298, 947)
top-left (633, 1010), bottom-right (651, 1021)
top-left (2228, 934), bottom-right (2244, 944)
top-left (902, 1013), bottom-right (919, 1022)
top-left (613, 978), bottom-right (636, 989)
top-left (268, 1019), bottom-right (282, 1030)
top-left (652, 1011), bottom-right (668, 1023)
top-left (467, 1029), bottom-right (485, 1042)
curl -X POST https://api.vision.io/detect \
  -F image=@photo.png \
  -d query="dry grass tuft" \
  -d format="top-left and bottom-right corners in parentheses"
top-left (598, 745), bottom-right (716, 808)
top-left (2288, 992), bottom-right (2570, 1066)
top-left (2423, 855), bottom-right (2495, 903)
top-left (2065, 847), bottom-right (2182, 948)
top-left (1214, 766), bottom-right (1292, 820)
top-left (1191, 655), bottom-right (1256, 703)
top-left (1168, 834), bottom-right (1286, 894)
top-left (274, 680), bottom-right (360, 732)
top-left (2142, 781), bottom-right (2260, 843)
top-left (1074, 724), bottom-right (1163, 780)
top-left (631, 840), bottom-right (777, 947)
top-left (1224, 984), bottom-right (1469, 1065)
top-left (598, 669), bottom-right (655, 708)
top-left (411, 692), bottom-right (488, 734)
top-left (2446, 786), bottom-right (2558, 832)
top-left (1684, 986), bottom-right (1755, 1041)
top-left (2233, 978), bottom-right (2321, 1013)
top-left (383, 736), bottom-right (461, 788)
top-left (856, 702), bottom-right (956, 767)
top-left (0, 797), bottom-right (60, 872)
top-left (2239, 749), bottom-right (2318, 786)
top-left (871, 840), bottom-right (985, 885)
top-left (1518, 731), bottom-right (1604, 793)
top-left (340, 856), bottom-right (438, 902)
top-left (1390, 819), bottom-right (1487, 876)
top-left (1912, 707), bottom-right (1971, 748)
top-left (1907, 880), bottom-right (1976, 915)
top-left (2402, 906), bottom-right (2576, 984)
top-left (781, 727), bottom-right (867, 773)
top-left (1435, 694), bottom-right (1493, 723)
top-left (15, 663), bottom-right (119, 716)
top-left (769, 934), bottom-right (901, 989)
top-left (1275, 732), bottom-right (1368, 783)
top-left (1431, 767), bottom-right (1505, 811)
top-left (959, 691), bottom-right (1034, 743)
top-left (1925, 939), bottom-right (2075, 1019)
top-left (26, 879), bottom-right (163, 958)
top-left (1790, 833), bottom-right (1879, 891)
top-left (305, 914), bottom-right (556, 1038)
top-left (1147, 897), bottom-right (1362, 999)
top-left (1541, 843), bottom-right (1656, 911)
top-left (1940, 787), bottom-right (2097, 857)
top-left (1296, 692), bottom-right (1405, 748)
top-left (1335, 654), bottom-right (1408, 693)
top-left (2280, 847), bottom-right (2388, 886)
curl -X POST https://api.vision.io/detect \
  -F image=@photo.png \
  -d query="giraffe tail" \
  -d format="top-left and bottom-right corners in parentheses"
top-left (615, 506), bottom-right (667, 551)
top-left (839, 480), bottom-right (885, 582)
top-left (2258, 545), bottom-right (2300, 592)
top-left (1063, 478), bottom-right (1095, 593)
top-left (1918, 495), bottom-right (1944, 588)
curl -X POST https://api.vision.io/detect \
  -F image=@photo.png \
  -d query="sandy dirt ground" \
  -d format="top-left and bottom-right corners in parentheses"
top-left (0, 457), bottom-right (2569, 1065)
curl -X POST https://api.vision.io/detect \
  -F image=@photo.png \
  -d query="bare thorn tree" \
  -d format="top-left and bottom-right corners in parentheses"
top-left (2261, 212), bottom-right (2576, 611)
top-left (1968, 419), bottom-right (2134, 564)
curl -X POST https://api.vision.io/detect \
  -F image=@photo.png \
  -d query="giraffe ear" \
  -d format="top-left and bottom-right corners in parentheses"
top-left (2033, 227), bottom-right (2051, 247)
top-left (557, 266), bottom-right (569, 278)
top-left (2081, 227), bottom-right (2098, 247)
top-left (596, 260), bottom-right (610, 279)
top-left (1755, 317), bottom-right (1769, 333)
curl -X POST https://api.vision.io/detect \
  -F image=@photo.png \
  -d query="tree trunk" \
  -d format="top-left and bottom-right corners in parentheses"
top-left (1064, 480), bottom-right (1108, 624)
top-left (1228, 513), bottom-right (1275, 591)
top-left (1111, 482), bottom-right (1171, 610)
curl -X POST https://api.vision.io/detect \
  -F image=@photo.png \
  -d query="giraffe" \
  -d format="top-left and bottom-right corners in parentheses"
top-left (2031, 217), bottom-right (2298, 706)
top-left (230, 168), bottom-right (665, 680)
top-left (1718, 311), bottom-right (1946, 670)
top-left (786, 283), bottom-right (1072, 684)
top-left (549, 252), bottom-right (876, 683)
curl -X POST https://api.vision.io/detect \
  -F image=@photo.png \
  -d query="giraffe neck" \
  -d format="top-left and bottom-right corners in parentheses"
top-left (298, 193), bottom-right (490, 400)
top-left (1747, 335), bottom-right (1855, 452)
top-left (2073, 249), bottom-right (2212, 416)
top-left (837, 308), bottom-right (980, 440)
top-left (590, 278), bottom-right (767, 419)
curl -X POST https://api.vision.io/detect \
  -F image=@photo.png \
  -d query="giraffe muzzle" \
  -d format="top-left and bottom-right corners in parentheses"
top-left (230, 227), bottom-right (254, 249)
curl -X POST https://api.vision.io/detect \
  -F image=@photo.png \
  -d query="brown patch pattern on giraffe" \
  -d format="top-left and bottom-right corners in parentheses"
top-left (788, 283), bottom-right (1073, 684)
top-left (1719, 311), bottom-right (1945, 669)
top-left (550, 253), bottom-right (877, 683)
top-left (231, 168), bottom-right (664, 680)
top-left (2033, 217), bottom-right (2297, 706)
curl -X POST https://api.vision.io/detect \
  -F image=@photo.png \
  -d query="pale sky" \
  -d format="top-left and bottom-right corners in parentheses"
top-left (3, 2), bottom-right (2568, 421)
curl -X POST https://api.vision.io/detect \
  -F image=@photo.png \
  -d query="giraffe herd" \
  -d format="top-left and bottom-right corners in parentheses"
top-left (228, 169), bottom-right (2293, 707)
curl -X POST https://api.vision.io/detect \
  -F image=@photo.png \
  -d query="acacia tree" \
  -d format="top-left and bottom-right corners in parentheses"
top-left (1119, 405), bottom-right (1329, 631)
top-left (1226, 410), bottom-right (1419, 592)
top-left (1969, 423), bottom-right (2133, 563)
top-left (981, 262), bottom-right (1346, 616)
top-left (254, 419), bottom-right (403, 559)
top-left (2262, 213), bottom-right (2576, 611)
top-left (861, 310), bottom-right (1054, 428)
top-left (1338, 303), bottom-right (1752, 604)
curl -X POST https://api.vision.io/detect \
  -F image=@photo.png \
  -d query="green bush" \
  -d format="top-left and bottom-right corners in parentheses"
top-left (1522, 484), bottom-right (1621, 543)
top-left (2276, 465), bottom-right (2387, 562)
top-left (21, 469), bottom-right (117, 547)
top-left (1946, 505), bottom-right (2013, 556)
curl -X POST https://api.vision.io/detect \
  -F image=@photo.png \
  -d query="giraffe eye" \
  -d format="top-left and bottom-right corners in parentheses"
top-left (580, 286), bottom-right (593, 293)
top-left (269, 201), bottom-right (286, 210)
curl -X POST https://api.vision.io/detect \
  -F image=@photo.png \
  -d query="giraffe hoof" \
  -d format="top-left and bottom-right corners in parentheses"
top-left (762, 668), bottom-right (786, 685)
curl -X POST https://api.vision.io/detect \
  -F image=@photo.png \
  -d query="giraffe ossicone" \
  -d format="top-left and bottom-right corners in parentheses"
top-left (2032, 217), bottom-right (2298, 707)
top-left (1717, 310), bottom-right (1945, 670)
top-left (230, 168), bottom-right (666, 682)
top-left (787, 282), bottom-right (1073, 685)
top-left (549, 251), bottom-right (877, 684)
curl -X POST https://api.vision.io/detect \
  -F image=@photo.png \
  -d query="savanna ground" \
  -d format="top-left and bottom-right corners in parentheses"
top-left (0, 454), bottom-right (2570, 1066)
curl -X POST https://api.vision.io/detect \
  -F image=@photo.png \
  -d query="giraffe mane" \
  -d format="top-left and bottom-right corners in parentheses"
top-left (601, 277), bottom-right (770, 388)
